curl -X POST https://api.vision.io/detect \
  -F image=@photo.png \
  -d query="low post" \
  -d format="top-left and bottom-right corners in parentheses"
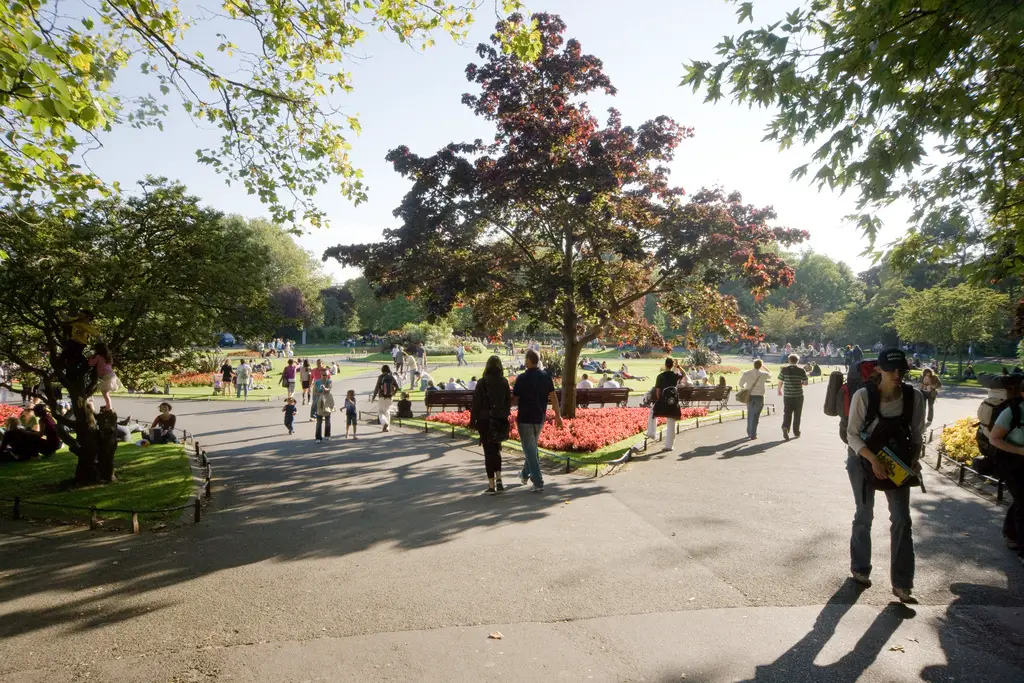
top-left (935, 450), bottom-right (942, 470)
top-left (194, 442), bottom-right (200, 460)
top-left (718, 413), bottom-right (722, 424)
top-left (675, 422), bottom-right (680, 435)
top-left (928, 429), bottom-right (934, 443)
top-left (90, 507), bottom-right (98, 530)
top-left (958, 463), bottom-right (966, 484)
top-left (565, 458), bottom-right (571, 474)
top-left (451, 424), bottom-right (455, 439)
top-left (695, 417), bottom-right (700, 429)
top-left (193, 498), bottom-right (201, 523)
top-left (131, 512), bottom-right (140, 535)
top-left (643, 437), bottom-right (648, 451)
top-left (998, 480), bottom-right (1004, 503)
top-left (741, 410), bottom-right (746, 420)
top-left (424, 421), bottom-right (428, 434)
top-left (12, 496), bottom-right (20, 521)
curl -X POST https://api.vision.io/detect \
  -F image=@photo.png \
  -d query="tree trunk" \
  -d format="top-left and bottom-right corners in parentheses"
top-left (560, 337), bottom-right (582, 419)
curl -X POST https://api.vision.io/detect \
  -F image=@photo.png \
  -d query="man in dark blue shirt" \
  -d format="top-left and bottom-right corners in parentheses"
top-left (512, 349), bottom-right (564, 492)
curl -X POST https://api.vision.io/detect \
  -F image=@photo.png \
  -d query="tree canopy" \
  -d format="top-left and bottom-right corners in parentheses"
top-left (1, 0), bottom-right (540, 225)
top-left (328, 13), bottom-right (806, 414)
top-left (682, 0), bottom-right (1024, 266)
top-left (0, 179), bottom-right (277, 482)
top-left (759, 304), bottom-right (809, 343)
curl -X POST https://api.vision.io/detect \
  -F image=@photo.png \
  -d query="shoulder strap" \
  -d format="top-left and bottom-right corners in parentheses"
top-left (1012, 400), bottom-right (1023, 430)
top-left (900, 384), bottom-right (915, 425)
top-left (863, 384), bottom-right (881, 427)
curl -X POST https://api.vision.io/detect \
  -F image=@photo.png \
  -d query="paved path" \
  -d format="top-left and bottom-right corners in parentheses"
top-left (1, 378), bottom-right (1022, 682)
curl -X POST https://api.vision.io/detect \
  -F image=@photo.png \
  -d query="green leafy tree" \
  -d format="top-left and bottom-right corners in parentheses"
top-left (345, 276), bottom-right (425, 333)
top-left (1, 0), bottom-right (540, 224)
top-left (328, 14), bottom-right (805, 415)
top-left (0, 179), bottom-right (276, 484)
top-left (759, 305), bottom-right (808, 344)
top-left (682, 1), bottom-right (1024, 267)
top-left (892, 284), bottom-right (1009, 377)
top-left (766, 251), bottom-right (863, 317)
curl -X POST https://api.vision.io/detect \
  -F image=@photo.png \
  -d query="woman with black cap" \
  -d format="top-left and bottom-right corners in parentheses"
top-left (846, 348), bottom-right (925, 604)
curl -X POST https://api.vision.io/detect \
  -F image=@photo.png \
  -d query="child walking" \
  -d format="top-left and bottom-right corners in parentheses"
top-left (283, 397), bottom-right (297, 435)
top-left (344, 390), bottom-right (358, 439)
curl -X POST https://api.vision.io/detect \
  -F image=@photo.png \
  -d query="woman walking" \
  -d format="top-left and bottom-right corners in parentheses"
top-left (919, 367), bottom-right (941, 424)
top-left (471, 355), bottom-right (512, 494)
top-left (846, 349), bottom-right (925, 604)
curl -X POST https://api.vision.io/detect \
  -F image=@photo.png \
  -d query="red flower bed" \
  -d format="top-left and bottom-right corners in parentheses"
top-left (426, 406), bottom-right (709, 453)
top-left (0, 404), bottom-right (24, 423)
top-left (227, 350), bottom-right (261, 358)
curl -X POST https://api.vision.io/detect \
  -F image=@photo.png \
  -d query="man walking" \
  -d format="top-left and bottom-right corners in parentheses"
top-left (738, 359), bottom-right (770, 440)
top-left (778, 353), bottom-right (809, 440)
top-left (416, 343), bottom-right (427, 372)
top-left (456, 343), bottom-right (467, 367)
top-left (512, 349), bottom-right (563, 492)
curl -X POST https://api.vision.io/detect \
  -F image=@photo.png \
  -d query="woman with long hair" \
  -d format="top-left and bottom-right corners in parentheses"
top-left (471, 355), bottom-right (512, 494)
top-left (919, 367), bottom-right (941, 424)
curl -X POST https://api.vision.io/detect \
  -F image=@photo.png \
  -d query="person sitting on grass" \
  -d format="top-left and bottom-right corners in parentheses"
top-left (0, 404), bottom-right (61, 461)
top-left (964, 362), bottom-right (977, 380)
top-left (396, 391), bottom-right (414, 419)
top-left (147, 402), bottom-right (178, 444)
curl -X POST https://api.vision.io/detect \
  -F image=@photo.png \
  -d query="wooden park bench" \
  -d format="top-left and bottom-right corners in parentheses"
top-left (677, 385), bottom-right (731, 411)
top-left (557, 387), bottom-right (631, 408)
top-left (424, 389), bottom-right (474, 415)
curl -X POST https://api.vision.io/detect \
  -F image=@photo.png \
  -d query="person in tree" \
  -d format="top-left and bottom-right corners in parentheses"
top-left (471, 355), bottom-right (512, 494)
top-left (88, 342), bottom-right (120, 411)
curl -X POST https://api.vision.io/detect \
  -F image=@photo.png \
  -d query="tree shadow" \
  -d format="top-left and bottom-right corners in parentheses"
top-left (0, 428), bottom-right (607, 639)
top-left (678, 437), bottom-right (783, 461)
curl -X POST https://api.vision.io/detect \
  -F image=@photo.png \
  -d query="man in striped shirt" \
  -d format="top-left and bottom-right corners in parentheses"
top-left (778, 353), bottom-right (809, 441)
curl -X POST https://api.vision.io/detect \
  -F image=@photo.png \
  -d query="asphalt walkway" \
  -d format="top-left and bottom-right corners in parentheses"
top-left (0, 376), bottom-right (1022, 682)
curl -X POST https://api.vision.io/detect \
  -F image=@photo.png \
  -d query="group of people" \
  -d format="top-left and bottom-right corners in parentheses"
top-left (258, 338), bottom-right (294, 358)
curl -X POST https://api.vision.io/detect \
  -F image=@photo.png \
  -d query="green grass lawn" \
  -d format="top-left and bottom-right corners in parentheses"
top-left (0, 441), bottom-right (192, 524)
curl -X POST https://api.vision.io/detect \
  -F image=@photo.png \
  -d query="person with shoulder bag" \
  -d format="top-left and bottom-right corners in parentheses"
top-left (846, 349), bottom-right (925, 604)
top-left (737, 359), bottom-right (770, 440)
top-left (371, 365), bottom-right (399, 433)
top-left (471, 355), bottom-right (512, 495)
top-left (919, 367), bottom-right (941, 424)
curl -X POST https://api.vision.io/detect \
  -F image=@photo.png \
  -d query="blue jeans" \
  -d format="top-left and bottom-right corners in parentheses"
top-left (236, 382), bottom-right (248, 399)
top-left (746, 395), bottom-right (764, 437)
top-left (518, 422), bottom-right (544, 487)
top-left (846, 453), bottom-right (915, 589)
top-left (310, 392), bottom-right (320, 420)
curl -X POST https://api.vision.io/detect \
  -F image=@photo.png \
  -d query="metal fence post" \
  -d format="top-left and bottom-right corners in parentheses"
top-left (194, 498), bottom-right (202, 523)
top-left (718, 413), bottom-right (722, 424)
top-left (12, 496), bottom-right (20, 521)
top-left (958, 463), bottom-right (966, 484)
top-left (451, 424), bottom-right (455, 439)
top-left (936, 450), bottom-right (942, 470)
top-left (90, 507), bottom-right (98, 530)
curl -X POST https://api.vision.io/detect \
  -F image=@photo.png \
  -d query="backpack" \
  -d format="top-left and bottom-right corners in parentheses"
top-left (823, 370), bottom-right (845, 417)
top-left (380, 374), bottom-right (396, 399)
top-left (661, 385), bottom-right (679, 408)
top-left (854, 383), bottom-right (920, 501)
top-left (833, 359), bottom-right (879, 444)
top-left (973, 373), bottom-right (1024, 475)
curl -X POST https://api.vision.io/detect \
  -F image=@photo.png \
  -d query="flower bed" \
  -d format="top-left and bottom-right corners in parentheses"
top-left (938, 417), bottom-right (980, 465)
top-left (708, 364), bottom-right (741, 375)
top-left (426, 406), bottom-right (709, 453)
top-left (168, 371), bottom-right (266, 387)
top-left (0, 404), bottom-right (24, 422)
top-left (227, 350), bottom-right (261, 358)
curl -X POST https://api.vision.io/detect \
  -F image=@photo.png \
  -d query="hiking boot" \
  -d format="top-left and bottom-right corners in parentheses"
top-left (484, 487), bottom-right (497, 495)
top-left (496, 481), bottom-right (505, 492)
top-left (782, 430), bottom-right (790, 441)
top-left (794, 432), bottom-right (801, 439)
top-left (892, 587), bottom-right (918, 604)
top-left (532, 485), bottom-right (544, 493)
top-left (851, 572), bottom-right (872, 587)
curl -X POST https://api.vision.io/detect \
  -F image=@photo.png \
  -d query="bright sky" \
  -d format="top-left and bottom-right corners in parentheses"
top-left (85, 0), bottom-right (909, 284)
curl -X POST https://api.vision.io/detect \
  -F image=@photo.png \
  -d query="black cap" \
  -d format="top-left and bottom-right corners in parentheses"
top-left (878, 348), bottom-right (909, 371)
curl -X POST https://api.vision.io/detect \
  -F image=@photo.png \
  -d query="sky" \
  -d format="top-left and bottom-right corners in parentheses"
top-left (83, 0), bottom-right (910, 284)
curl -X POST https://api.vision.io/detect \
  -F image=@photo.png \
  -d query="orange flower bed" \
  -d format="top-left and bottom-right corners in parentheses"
top-left (168, 371), bottom-right (266, 387)
top-left (227, 350), bottom-right (261, 358)
top-left (0, 404), bottom-right (24, 422)
top-left (426, 406), bottom-right (708, 453)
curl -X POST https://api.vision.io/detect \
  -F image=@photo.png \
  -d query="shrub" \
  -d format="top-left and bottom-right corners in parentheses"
top-left (684, 343), bottom-right (721, 368)
top-left (540, 350), bottom-right (563, 378)
top-left (938, 417), bottom-right (980, 465)
top-left (176, 349), bottom-right (228, 373)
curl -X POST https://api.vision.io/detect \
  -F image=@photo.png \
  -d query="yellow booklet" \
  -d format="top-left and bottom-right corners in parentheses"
top-left (875, 445), bottom-right (914, 486)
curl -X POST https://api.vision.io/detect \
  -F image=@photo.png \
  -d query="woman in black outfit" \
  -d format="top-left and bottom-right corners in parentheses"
top-left (471, 355), bottom-right (512, 495)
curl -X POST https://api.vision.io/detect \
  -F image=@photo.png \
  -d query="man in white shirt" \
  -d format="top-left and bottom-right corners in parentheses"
top-left (445, 378), bottom-right (459, 390)
top-left (600, 376), bottom-right (620, 389)
top-left (467, 376), bottom-right (478, 390)
top-left (737, 359), bottom-right (771, 440)
top-left (235, 360), bottom-right (251, 400)
top-left (577, 373), bottom-right (594, 389)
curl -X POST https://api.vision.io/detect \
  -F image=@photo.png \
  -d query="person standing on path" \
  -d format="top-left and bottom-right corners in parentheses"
top-left (299, 360), bottom-right (312, 405)
top-left (919, 368), bottom-right (941, 424)
top-left (778, 354), bottom-right (809, 440)
top-left (471, 355), bottom-right (512, 494)
top-left (314, 370), bottom-right (334, 442)
top-left (281, 358), bottom-right (298, 400)
top-left (221, 359), bottom-right (234, 398)
top-left (846, 348), bottom-right (925, 604)
top-left (511, 349), bottom-right (563, 492)
top-left (988, 379), bottom-right (1024, 564)
top-left (235, 359), bottom-right (251, 400)
top-left (370, 365), bottom-right (399, 433)
top-left (416, 343), bottom-right (427, 372)
top-left (309, 359), bottom-right (325, 421)
top-left (456, 343), bottom-right (467, 367)
top-left (649, 357), bottom-right (682, 452)
top-left (738, 359), bottom-right (770, 440)
top-left (344, 390), bottom-right (358, 439)
top-left (283, 398), bottom-right (297, 435)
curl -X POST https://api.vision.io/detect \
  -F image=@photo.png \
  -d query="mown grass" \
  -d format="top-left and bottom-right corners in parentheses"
top-left (0, 441), bottom-right (192, 523)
